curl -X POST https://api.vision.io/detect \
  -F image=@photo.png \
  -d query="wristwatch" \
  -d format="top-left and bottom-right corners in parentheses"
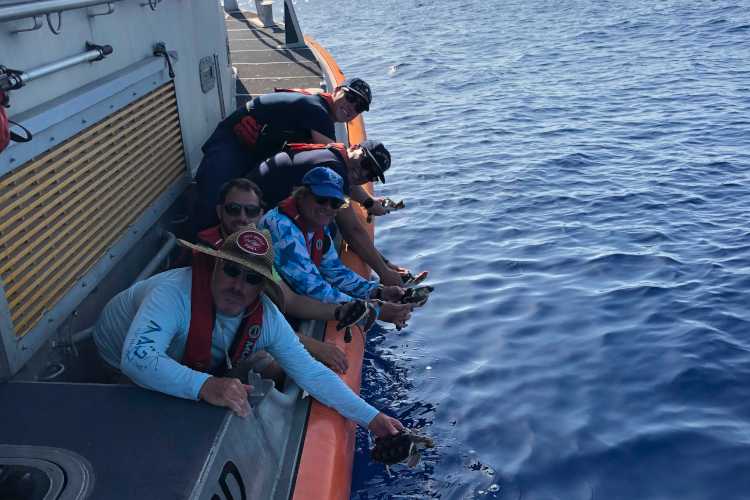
top-left (362, 197), bottom-right (375, 209)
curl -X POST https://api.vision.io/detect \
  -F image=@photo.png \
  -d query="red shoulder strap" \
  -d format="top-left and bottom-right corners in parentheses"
top-left (197, 225), bottom-right (224, 249)
top-left (278, 198), bottom-right (325, 267)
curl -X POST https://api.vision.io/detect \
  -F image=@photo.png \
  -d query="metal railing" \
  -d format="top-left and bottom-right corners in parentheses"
top-left (1, 42), bottom-right (113, 92)
top-left (0, 0), bottom-right (163, 34)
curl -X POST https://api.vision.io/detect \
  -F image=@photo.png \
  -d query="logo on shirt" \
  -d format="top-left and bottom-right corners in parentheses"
top-left (237, 230), bottom-right (269, 256)
top-left (315, 239), bottom-right (323, 250)
top-left (248, 324), bottom-right (261, 339)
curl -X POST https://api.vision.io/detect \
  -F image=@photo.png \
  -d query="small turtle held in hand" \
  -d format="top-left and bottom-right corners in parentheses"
top-left (371, 428), bottom-right (435, 476)
top-left (400, 285), bottom-right (434, 307)
top-left (402, 270), bottom-right (429, 286)
top-left (336, 299), bottom-right (383, 343)
top-left (367, 198), bottom-right (406, 223)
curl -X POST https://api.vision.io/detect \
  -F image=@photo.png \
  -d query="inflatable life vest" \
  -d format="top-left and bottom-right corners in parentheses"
top-left (0, 87), bottom-right (32, 154)
top-left (181, 250), bottom-right (264, 374)
top-left (277, 197), bottom-right (330, 267)
top-left (283, 142), bottom-right (348, 166)
top-left (233, 89), bottom-right (334, 148)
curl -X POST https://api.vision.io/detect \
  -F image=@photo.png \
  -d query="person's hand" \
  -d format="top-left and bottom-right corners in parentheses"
top-left (378, 302), bottom-right (415, 329)
top-left (380, 285), bottom-right (405, 303)
top-left (367, 199), bottom-right (388, 216)
top-left (378, 267), bottom-right (404, 287)
top-left (198, 377), bottom-right (254, 418)
top-left (386, 261), bottom-right (411, 277)
top-left (368, 412), bottom-right (404, 438)
top-left (307, 339), bottom-right (349, 374)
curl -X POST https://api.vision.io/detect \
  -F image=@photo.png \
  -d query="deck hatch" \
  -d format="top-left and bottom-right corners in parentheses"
top-left (0, 80), bottom-right (186, 339)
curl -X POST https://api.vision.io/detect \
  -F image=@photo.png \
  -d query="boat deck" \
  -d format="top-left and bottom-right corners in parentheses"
top-left (225, 9), bottom-right (325, 108)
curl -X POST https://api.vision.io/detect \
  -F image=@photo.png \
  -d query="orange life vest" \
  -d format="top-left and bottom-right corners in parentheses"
top-left (282, 142), bottom-right (348, 166)
top-left (277, 197), bottom-right (330, 268)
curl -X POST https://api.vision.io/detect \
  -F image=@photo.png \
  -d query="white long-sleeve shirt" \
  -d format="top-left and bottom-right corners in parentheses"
top-left (92, 268), bottom-right (378, 427)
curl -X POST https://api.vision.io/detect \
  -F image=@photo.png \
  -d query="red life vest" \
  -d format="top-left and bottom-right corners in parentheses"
top-left (181, 248), bottom-right (264, 375)
top-left (1, 87), bottom-right (32, 154)
top-left (274, 87), bottom-right (334, 111)
top-left (283, 142), bottom-right (348, 166)
top-left (277, 197), bottom-right (329, 268)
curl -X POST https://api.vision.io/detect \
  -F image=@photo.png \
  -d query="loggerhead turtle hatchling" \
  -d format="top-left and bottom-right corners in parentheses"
top-left (367, 198), bottom-right (406, 223)
top-left (370, 428), bottom-right (435, 476)
top-left (400, 285), bottom-right (434, 307)
top-left (403, 270), bottom-right (429, 286)
top-left (336, 299), bottom-right (383, 343)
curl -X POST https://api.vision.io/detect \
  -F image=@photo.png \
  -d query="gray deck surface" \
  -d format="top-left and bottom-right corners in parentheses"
top-left (225, 9), bottom-right (325, 108)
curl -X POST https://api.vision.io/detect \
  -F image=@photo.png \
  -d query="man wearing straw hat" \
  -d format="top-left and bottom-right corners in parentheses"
top-left (92, 226), bottom-right (403, 437)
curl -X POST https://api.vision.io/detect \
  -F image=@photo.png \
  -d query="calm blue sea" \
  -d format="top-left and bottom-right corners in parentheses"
top-left (284, 0), bottom-right (750, 497)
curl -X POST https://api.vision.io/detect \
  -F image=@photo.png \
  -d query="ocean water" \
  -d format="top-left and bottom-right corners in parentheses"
top-left (289, 0), bottom-right (750, 498)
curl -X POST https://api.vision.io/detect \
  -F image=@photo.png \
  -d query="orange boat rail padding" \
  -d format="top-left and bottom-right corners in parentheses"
top-left (293, 37), bottom-right (374, 500)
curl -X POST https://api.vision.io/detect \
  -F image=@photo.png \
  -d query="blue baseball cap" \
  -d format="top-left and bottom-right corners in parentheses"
top-left (358, 140), bottom-right (391, 183)
top-left (340, 78), bottom-right (372, 111)
top-left (302, 167), bottom-right (346, 201)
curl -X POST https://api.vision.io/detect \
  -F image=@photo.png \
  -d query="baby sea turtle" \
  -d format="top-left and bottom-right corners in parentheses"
top-left (382, 198), bottom-right (405, 211)
top-left (336, 299), bottom-right (383, 343)
top-left (370, 428), bottom-right (435, 476)
top-left (366, 198), bottom-right (406, 223)
top-left (403, 270), bottom-right (429, 286)
top-left (400, 285), bottom-right (434, 307)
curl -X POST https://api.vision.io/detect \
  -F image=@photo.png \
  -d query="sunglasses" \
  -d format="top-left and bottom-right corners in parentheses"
top-left (360, 155), bottom-right (382, 182)
top-left (344, 91), bottom-right (367, 114)
top-left (221, 261), bottom-right (265, 285)
top-left (223, 202), bottom-right (262, 219)
top-left (314, 194), bottom-right (344, 210)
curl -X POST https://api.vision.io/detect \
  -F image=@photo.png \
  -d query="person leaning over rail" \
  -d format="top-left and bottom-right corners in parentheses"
top-left (259, 167), bottom-right (406, 305)
top-left (171, 178), bottom-right (415, 374)
top-left (194, 78), bottom-right (372, 232)
top-left (249, 140), bottom-right (407, 285)
top-left (91, 226), bottom-right (403, 436)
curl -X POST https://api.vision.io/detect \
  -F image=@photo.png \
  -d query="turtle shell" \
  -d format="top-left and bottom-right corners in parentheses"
top-left (370, 429), bottom-right (413, 466)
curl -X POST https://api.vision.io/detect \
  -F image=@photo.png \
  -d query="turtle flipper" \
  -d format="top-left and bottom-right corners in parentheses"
top-left (406, 442), bottom-right (422, 468)
top-left (385, 465), bottom-right (392, 477)
top-left (362, 304), bottom-right (379, 333)
top-left (344, 326), bottom-right (352, 343)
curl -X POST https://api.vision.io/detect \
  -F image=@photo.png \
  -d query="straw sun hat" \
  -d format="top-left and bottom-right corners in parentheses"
top-left (177, 225), bottom-right (284, 312)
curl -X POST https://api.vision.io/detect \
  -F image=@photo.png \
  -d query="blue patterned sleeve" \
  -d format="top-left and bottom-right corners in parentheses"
top-left (260, 209), bottom-right (363, 304)
top-left (317, 239), bottom-right (378, 300)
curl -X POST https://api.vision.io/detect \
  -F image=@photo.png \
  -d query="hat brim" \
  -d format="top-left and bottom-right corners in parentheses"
top-left (176, 240), bottom-right (285, 313)
top-left (341, 86), bottom-right (370, 111)
top-left (309, 183), bottom-right (346, 201)
top-left (362, 148), bottom-right (386, 184)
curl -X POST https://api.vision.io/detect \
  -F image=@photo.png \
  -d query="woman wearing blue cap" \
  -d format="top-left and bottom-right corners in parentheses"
top-left (259, 167), bottom-right (406, 305)
top-left (193, 78), bottom-right (372, 232)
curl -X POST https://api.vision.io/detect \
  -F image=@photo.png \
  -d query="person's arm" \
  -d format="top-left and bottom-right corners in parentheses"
top-left (259, 300), bottom-right (379, 428)
top-left (295, 333), bottom-right (349, 374)
top-left (310, 130), bottom-right (335, 144)
top-left (317, 233), bottom-right (379, 300)
top-left (119, 284), bottom-right (212, 401)
top-left (279, 279), bottom-right (340, 320)
top-left (349, 186), bottom-right (387, 216)
top-left (260, 213), bottom-right (356, 304)
top-left (335, 205), bottom-right (403, 286)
